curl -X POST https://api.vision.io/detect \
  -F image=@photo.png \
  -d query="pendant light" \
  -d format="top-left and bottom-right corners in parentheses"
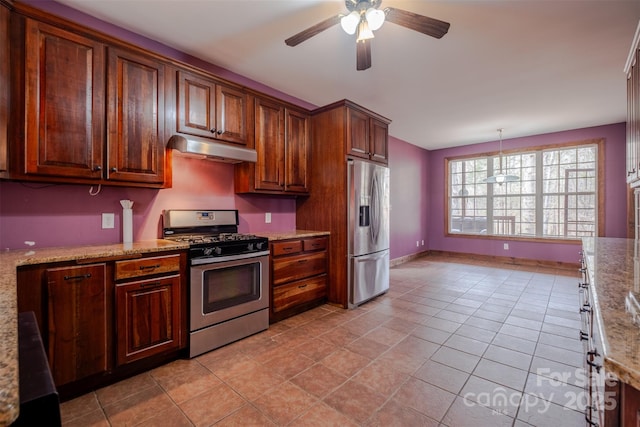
top-left (484, 128), bottom-right (518, 185)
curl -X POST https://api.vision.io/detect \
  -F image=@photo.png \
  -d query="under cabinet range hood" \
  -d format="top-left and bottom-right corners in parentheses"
top-left (168, 135), bottom-right (257, 164)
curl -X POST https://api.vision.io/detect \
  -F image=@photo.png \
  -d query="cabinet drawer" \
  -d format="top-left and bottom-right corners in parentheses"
top-left (272, 240), bottom-right (303, 256)
top-left (273, 275), bottom-right (327, 313)
top-left (273, 251), bottom-right (326, 286)
top-left (115, 254), bottom-right (180, 280)
top-left (303, 237), bottom-right (327, 252)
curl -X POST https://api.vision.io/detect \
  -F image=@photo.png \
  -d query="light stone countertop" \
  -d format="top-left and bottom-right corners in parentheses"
top-left (0, 240), bottom-right (188, 426)
top-left (582, 237), bottom-right (640, 390)
top-left (253, 230), bottom-right (330, 241)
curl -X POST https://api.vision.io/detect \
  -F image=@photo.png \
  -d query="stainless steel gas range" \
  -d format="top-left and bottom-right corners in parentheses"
top-left (162, 209), bottom-right (269, 358)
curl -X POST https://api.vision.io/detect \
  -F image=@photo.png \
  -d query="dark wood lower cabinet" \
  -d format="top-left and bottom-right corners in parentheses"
top-left (115, 275), bottom-right (181, 365)
top-left (46, 264), bottom-right (109, 387)
top-left (16, 250), bottom-right (187, 400)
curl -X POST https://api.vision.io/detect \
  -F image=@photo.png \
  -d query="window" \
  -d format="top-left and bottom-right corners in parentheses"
top-left (447, 140), bottom-right (601, 240)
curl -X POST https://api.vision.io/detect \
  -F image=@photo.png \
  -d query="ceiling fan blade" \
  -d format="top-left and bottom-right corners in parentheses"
top-left (384, 7), bottom-right (450, 39)
top-left (356, 39), bottom-right (371, 71)
top-left (285, 14), bottom-right (341, 47)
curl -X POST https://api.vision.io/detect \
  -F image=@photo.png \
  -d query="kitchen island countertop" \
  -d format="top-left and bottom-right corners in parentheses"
top-left (0, 240), bottom-right (188, 426)
top-left (253, 230), bottom-right (330, 241)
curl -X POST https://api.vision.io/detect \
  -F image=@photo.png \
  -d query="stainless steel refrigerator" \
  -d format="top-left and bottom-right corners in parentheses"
top-left (348, 159), bottom-right (390, 307)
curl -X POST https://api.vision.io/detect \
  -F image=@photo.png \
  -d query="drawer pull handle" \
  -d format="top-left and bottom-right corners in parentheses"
top-left (578, 282), bottom-right (588, 289)
top-left (139, 264), bottom-right (161, 270)
top-left (298, 284), bottom-right (308, 289)
top-left (140, 281), bottom-right (162, 288)
top-left (580, 304), bottom-right (591, 313)
top-left (64, 273), bottom-right (92, 281)
top-left (284, 247), bottom-right (294, 251)
top-left (586, 358), bottom-right (602, 374)
top-left (579, 330), bottom-right (589, 341)
top-left (297, 259), bottom-right (308, 264)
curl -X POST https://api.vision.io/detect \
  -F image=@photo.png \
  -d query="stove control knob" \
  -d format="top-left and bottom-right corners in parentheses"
top-left (256, 242), bottom-right (266, 251)
top-left (204, 247), bottom-right (213, 256)
top-left (247, 243), bottom-right (254, 251)
top-left (214, 247), bottom-right (222, 255)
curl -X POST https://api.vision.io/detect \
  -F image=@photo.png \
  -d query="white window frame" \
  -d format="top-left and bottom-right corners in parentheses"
top-left (446, 139), bottom-right (604, 242)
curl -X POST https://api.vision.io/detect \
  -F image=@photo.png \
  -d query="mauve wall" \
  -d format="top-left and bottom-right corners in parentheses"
top-left (388, 136), bottom-right (430, 259)
top-left (427, 123), bottom-right (627, 264)
top-left (0, 156), bottom-right (296, 250)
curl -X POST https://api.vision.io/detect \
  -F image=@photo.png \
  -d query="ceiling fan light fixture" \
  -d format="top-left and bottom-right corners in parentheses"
top-left (365, 7), bottom-right (385, 31)
top-left (340, 10), bottom-right (360, 35)
top-left (356, 19), bottom-right (375, 42)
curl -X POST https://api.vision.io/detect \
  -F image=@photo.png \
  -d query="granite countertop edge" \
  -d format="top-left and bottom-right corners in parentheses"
top-left (0, 239), bottom-right (188, 426)
top-left (582, 237), bottom-right (640, 391)
top-left (253, 230), bottom-right (330, 241)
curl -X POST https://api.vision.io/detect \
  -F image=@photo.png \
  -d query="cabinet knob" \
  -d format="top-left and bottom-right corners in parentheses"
top-left (110, 167), bottom-right (118, 172)
top-left (217, 129), bottom-right (224, 135)
top-left (93, 165), bottom-right (102, 172)
top-left (210, 128), bottom-right (217, 134)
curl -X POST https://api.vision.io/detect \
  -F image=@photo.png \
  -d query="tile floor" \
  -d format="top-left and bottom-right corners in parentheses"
top-left (60, 255), bottom-right (588, 426)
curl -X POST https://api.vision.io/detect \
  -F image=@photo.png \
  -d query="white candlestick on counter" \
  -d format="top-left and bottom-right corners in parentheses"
top-left (120, 200), bottom-right (134, 243)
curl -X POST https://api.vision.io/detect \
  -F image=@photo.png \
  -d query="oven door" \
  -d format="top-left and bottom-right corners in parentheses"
top-left (190, 252), bottom-right (269, 331)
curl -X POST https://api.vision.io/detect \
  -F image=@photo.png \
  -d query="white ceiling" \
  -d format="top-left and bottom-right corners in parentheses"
top-left (52, 0), bottom-right (640, 150)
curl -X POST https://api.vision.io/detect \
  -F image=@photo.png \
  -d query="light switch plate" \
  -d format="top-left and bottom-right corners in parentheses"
top-left (102, 213), bottom-right (115, 229)
top-left (265, 212), bottom-right (272, 224)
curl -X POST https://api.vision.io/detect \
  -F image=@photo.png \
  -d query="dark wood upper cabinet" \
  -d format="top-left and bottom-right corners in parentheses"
top-left (8, 9), bottom-right (170, 188)
top-left (107, 46), bottom-right (165, 184)
top-left (23, 19), bottom-right (105, 179)
top-left (177, 69), bottom-right (247, 145)
top-left (285, 108), bottom-right (310, 193)
top-left (254, 96), bottom-right (285, 191)
top-left (346, 104), bottom-right (389, 165)
top-left (235, 95), bottom-right (310, 195)
top-left (0, 1), bottom-right (10, 176)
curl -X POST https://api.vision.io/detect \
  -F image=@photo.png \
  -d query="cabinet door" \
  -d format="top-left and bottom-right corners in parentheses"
top-left (216, 83), bottom-right (247, 145)
top-left (0, 2), bottom-right (9, 175)
top-left (284, 108), bottom-right (309, 193)
top-left (177, 70), bottom-right (216, 139)
top-left (370, 117), bottom-right (389, 164)
top-left (254, 97), bottom-right (285, 191)
top-left (116, 275), bottom-right (181, 365)
top-left (346, 107), bottom-right (370, 160)
top-left (24, 19), bottom-right (105, 179)
top-left (46, 264), bottom-right (108, 386)
top-left (107, 47), bottom-right (165, 184)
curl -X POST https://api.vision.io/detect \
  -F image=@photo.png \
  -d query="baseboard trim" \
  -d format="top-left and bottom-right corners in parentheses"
top-left (390, 251), bottom-right (429, 267)
top-left (392, 250), bottom-right (580, 273)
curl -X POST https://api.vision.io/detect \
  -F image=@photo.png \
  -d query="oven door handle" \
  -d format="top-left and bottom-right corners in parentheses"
top-left (190, 250), bottom-right (271, 265)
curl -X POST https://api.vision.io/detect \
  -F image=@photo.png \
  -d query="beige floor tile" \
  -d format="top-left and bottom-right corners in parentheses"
top-left (60, 392), bottom-right (101, 423)
top-left (352, 360), bottom-right (409, 397)
top-left (323, 380), bottom-right (387, 424)
top-left (96, 372), bottom-right (157, 407)
top-left (321, 348), bottom-right (371, 378)
top-left (366, 399), bottom-right (440, 427)
top-left (393, 377), bottom-right (456, 421)
top-left (178, 383), bottom-right (245, 426)
top-left (290, 363), bottom-right (348, 398)
top-left (253, 381), bottom-right (317, 425)
top-left (214, 404), bottom-right (276, 426)
top-left (290, 402), bottom-right (359, 427)
top-left (103, 384), bottom-right (177, 427)
top-left (224, 362), bottom-right (286, 401)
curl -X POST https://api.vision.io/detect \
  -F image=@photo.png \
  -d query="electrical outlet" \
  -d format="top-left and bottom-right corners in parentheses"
top-left (265, 212), bottom-right (272, 224)
top-left (422, 240), bottom-right (425, 246)
top-left (416, 241), bottom-right (419, 247)
top-left (102, 213), bottom-right (115, 229)
top-left (504, 243), bottom-right (509, 250)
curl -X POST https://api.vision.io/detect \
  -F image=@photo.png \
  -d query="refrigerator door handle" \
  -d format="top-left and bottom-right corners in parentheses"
top-left (370, 171), bottom-right (380, 244)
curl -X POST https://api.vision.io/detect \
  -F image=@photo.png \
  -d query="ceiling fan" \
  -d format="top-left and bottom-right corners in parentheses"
top-left (284, 0), bottom-right (450, 71)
